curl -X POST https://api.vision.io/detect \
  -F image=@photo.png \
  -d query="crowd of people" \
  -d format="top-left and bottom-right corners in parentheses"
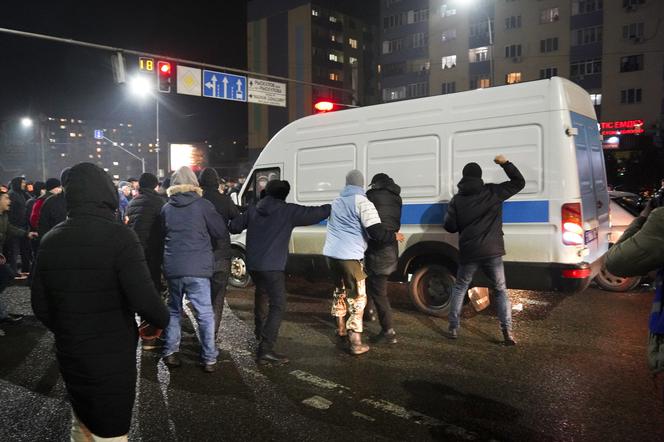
top-left (0, 155), bottom-right (553, 441)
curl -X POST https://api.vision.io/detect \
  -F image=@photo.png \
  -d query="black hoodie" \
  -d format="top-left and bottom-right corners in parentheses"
top-left (199, 167), bottom-right (239, 262)
top-left (365, 176), bottom-right (403, 275)
top-left (443, 162), bottom-right (525, 264)
top-left (31, 162), bottom-right (169, 438)
top-left (8, 176), bottom-right (28, 227)
top-left (229, 196), bottom-right (330, 272)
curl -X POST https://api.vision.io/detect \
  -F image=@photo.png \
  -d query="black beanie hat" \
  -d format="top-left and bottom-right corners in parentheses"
top-left (265, 180), bottom-right (290, 201)
top-left (139, 172), bottom-right (159, 189)
top-left (462, 162), bottom-right (482, 179)
top-left (370, 173), bottom-right (390, 186)
top-left (45, 178), bottom-right (61, 191)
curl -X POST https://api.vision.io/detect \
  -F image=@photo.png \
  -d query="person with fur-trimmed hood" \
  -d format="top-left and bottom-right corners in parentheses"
top-left (161, 166), bottom-right (229, 373)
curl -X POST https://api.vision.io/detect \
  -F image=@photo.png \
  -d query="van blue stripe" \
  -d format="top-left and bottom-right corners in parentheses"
top-left (400, 201), bottom-right (549, 225)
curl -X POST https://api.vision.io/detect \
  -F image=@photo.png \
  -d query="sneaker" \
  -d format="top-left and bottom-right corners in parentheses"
top-left (202, 362), bottom-right (217, 373)
top-left (372, 329), bottom-right (398, 345)
top-left (142, 338), bottom-right (164, 350)
top-left (163, 354), bottom-right (181, 368)
top-left (0, 314), bottom-right (24, 324)
top-left (256, 351), bottom-right (289, 366)
top-left (502, 330), bottom-right (517, 346)
top-left (448, 328), bottom-right (458, 340)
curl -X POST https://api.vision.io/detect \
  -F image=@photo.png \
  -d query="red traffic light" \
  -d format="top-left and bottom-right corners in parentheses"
top-left (157, 61), bottom-right (172, 93)
top-left (158, 61), bottom-right (171, 74)
top-left (314, 100), bottom-right (335, 112)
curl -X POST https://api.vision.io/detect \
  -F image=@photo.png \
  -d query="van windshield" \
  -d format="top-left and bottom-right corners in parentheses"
top-left (241, 167), bottom-right (281, 206)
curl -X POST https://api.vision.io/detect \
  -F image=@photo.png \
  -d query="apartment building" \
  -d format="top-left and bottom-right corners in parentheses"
top-left (247, 0), bottom-right (379, 153)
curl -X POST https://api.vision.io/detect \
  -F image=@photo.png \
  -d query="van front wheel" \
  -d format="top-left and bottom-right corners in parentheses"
top-left (408, 265), bottom-right (456, 317)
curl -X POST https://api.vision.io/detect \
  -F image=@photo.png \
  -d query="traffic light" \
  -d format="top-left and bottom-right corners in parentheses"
top-left (314, 100), bottom-right (335, 113)
top-left (157, 61), bottom-right (172, 93)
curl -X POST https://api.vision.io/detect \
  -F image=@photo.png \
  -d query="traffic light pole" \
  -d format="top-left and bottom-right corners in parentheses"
top-left (102, 135), bottom-right (146, 173)
top-left (156, 98), bottom-right (160, 177)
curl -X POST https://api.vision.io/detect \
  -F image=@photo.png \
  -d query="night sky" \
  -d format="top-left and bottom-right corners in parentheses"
top-left (0, 1), bottom-right (248, 149)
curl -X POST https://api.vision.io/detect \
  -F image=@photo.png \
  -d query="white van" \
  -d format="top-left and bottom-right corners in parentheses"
top-left (230, 77), bottom-right (610, 317)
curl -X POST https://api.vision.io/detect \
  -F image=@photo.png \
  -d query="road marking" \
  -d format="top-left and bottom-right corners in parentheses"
top-left (518, 298), bottom-right (550, 306)
top-left (289, 370), bottom-right (351, 392)
top-left (351, 411), bottom-right (376, 422)
top-left (302, 395), bottom-right (333, 410)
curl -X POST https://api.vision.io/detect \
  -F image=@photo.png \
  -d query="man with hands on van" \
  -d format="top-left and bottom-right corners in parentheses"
top-left (443, 154), bottom-right (525, 345)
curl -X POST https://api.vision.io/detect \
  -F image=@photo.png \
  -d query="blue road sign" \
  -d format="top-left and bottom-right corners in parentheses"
top-left (94, 129), bottom-right (104, 140)
top-left (202, 70), bottom-right (247, 102)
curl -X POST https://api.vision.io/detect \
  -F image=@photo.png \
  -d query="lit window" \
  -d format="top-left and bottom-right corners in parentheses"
top-left (589, 93), bottom-right (602, 105)
top-left (349, 38), bottom-right (358, 49)
top-left (506, 72), bottom-right (522, 84)
top-left (442, 55), bottom-right (457, 69)
top-left (312, 9), bottom-right (319, 16)
top-left (441, 4), bottom-right (456, 17)
top-left (60, 118), bottom-right (67, 122)
top-left (329, 72), bottom-right (342, 81)
top-left (96, 147), bottom-right (102, 152)
top-left (442, 29), bottom-right (457, 42)
top-left (540, 8), bottom-right (560, 24)
top-left (469, 47), bottom-right (489, 63)
top-left (329, 53), bottom-right (339, 62)
top-left (60, 153), bottom-right (66, 157)
top-left (349, 57), bottom-right (358, 65)
top-left (69, 132), bottom-right (76, 137)
top-left (471, 77), bottom-right (491, 89)
top-left (113, 161), bottom-right (119, 166)
top-left (329, 15), bottom-right (337, 23)
top-left (60, 125), bottom-right (66, 130)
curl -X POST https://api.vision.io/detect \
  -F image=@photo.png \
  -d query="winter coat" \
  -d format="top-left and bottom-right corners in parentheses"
top-left (38, 192), bottom-right (67, 238)
top-left (30, 162), bottom-right (169, 438)
top-left (126, 188), bottom-right (165, 267)
top-left (365, 178), bottom-right (402, 275)
top-left (162, 184), bottom-right (229, 279)
top-left (229, 196), bottom-right (330, 272)
top-left (8, 177), bottom-right (28, 228)
top-left (443, 162), bottom-right (525, 264)
top-left (606, 208), bottom-right (664, 334)
top-left (324, 185), bottom-right (395, 261)
top-left (199, 168), bottom-right (239, 264)
top-left (0, 211), bottom-right (26, 251)
top-left (118, 191), bottom-right (129, 221)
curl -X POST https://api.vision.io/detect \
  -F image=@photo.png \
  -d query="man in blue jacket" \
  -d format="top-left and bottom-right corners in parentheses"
top-left (230, 180), bottom-right (330, 365)
top-left (161, 166), bottom-right (229, 373)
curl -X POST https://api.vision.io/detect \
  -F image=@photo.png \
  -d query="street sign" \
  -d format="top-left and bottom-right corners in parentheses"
top-left (202, 70), bottom-right (246, 102)
top-left (248, 78), bottom-right (287, 107)
top-left (177, 66), bottom-right (202, 96)
top-left (94, 129), bottom-right (104, 140)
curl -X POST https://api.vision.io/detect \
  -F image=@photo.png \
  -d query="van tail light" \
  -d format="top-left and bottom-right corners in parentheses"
top-left (561, 202), bottom-right (584, 246)
top-left (562, 268), bottom-right (591, 279)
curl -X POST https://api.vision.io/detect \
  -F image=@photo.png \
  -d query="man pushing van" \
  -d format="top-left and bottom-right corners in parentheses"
top-left (443, 155), bottom-right (525, 345)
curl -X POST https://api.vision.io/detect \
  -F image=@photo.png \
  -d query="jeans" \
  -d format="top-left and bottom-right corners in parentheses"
top-left (211, 259), bottom-right (231, 338)
top-left (249, 271), bottom-right (286, 354)
top-left (366, 274), bottom-right (394, 331)
top-left (163, 277), bottom-right (218, 364)
top-left (0, 263), bottom-right (15, 320)
top-left (448, 256), bottom-right (512, 331)
top-left (6, 236), bottom-right (32, 274)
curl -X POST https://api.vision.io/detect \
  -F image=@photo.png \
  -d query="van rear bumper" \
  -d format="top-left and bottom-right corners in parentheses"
top-left (502, 259), bottom-right (603, 293)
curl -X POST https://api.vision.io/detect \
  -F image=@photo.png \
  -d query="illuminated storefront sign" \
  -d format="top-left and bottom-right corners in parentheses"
top-left (600, 119), bottom-right (644, 136)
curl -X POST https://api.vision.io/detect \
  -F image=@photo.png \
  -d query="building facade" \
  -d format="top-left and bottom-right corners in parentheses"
top-left (379, 0), bottom-right (664, 187)
top-left (247, 0), bottom-right (379, 154)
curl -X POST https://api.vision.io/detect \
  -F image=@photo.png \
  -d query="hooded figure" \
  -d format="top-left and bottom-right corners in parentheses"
top-left (38, 167), bottom-right (70, 238)
top-left (31, 162), bottom-right (169, 439)
top-left (161, 166), bottom-right (229, 372)
top-left (6, 176), bottom-right (32, 273)
top-left (229, 179), bottom-right (330, 365)
top-left (198, 167), bottom-right (240, 338)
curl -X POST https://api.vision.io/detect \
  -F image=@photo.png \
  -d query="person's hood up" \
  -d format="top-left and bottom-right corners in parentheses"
top-left (167, 184), bottom-right (202, 207)
top-left (198, 167), bottom-right (220, 188)
top-left (456, 176), bottom-right (484, 195)
top-left (64, 162), bottom-right (118, 217)
top-left (340, 185), bottom-right (366, 198)
top-left (9, 177), bottom-right (24, 192)
top-left (368, 176), bottom-right (401, 196)
top-left (255, 195), bottom-right (286, 216)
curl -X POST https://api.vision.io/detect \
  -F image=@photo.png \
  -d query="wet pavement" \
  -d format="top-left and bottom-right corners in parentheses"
top-left (1, 278), bottom-right (663, 441)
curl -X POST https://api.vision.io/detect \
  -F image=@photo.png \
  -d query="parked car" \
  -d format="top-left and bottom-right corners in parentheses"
top-left (594, 191), bottom-right (643, 292)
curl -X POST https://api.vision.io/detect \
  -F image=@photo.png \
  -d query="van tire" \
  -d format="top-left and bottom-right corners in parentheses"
top-left (594, 266), bottom-right (640, 292)
top-left (229, 248), bottom-right (252, 288)
top-left (408, 265), bottom-right (457, 317)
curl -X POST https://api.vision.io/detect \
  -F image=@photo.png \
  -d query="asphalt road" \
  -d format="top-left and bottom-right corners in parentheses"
top-left (1, 278), bottom-right (663, 441)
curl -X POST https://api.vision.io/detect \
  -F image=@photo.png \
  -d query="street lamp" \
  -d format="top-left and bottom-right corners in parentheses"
top-left (128, 74), bottom-right (160, 176)
top-left (20, 117), bottom-right (33, 128)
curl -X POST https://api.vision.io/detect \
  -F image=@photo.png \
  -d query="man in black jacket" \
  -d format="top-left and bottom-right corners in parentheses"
top-left (6, 176), bottom-right (32, 275)
top-left (230, 180), bottom-right (330, 365)
top-left (443, 155), bottom-right (525, 345)
top-left (31, 163), bottom-right (169, 440)
top-left (199, 167), bottom-right (239, 339)
top-left (365, 173), bottom-right (402, 344)
top-left (126, 173), bottom-right (165, 293)
top-left (38, 168), bottom-right (70, 239)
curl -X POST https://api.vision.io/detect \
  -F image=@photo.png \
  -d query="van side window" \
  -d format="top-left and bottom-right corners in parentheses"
top-left (242, 167), bottom-right (281, 206)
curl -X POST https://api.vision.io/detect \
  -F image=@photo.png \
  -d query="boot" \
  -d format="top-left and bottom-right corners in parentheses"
top-left (335, 317), bottom-right (347, 341)
top-left (372, 328), bottom-right (397, 345)
top-left (348, 330), bottom-right (370, 355)
top-left (502, 329), bottom-right (517, 346)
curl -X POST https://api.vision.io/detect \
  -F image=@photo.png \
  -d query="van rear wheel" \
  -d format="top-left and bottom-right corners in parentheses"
top-left (594, 266), bottom-right (640, 292)
top-left (408, 265), bottom-right (456, 317)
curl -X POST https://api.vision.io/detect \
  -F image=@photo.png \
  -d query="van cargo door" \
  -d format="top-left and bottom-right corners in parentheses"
top-left (571, 112), bottom-right (610, 260)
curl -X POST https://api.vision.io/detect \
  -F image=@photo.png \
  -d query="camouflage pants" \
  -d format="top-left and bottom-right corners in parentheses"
top-left (329, 258), bottom-right (367, 333)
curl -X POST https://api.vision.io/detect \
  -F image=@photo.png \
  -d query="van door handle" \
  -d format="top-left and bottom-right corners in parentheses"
top-left (597, 200), bottom-right (603, 209)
